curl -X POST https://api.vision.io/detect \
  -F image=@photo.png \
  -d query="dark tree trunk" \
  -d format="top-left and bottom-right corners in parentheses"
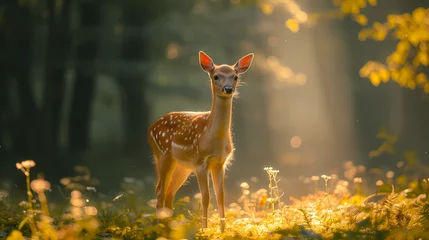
top-left (40, 0), bottom-right (72, 153)
top-left (68, 0), bottom-right (101, 151)
top-left (0, 73), bottom-right (9, 150)
top-left (0, 0), bottom-right (37, 153)
top-left (118, 2), bottom-right (150, 159)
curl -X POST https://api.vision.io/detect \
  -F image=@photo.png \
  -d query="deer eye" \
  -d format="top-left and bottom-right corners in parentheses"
top-left (234, 76), bottom-right (238, 81)
top-left (214, 75), bottom-right (220, 81)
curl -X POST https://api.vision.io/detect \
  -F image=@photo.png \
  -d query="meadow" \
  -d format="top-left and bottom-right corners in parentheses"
top-left (2, 139), bottom-right (429, 240)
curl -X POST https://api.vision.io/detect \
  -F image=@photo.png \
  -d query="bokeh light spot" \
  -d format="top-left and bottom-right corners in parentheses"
top-left (290, 136), bottom-right (302, 148)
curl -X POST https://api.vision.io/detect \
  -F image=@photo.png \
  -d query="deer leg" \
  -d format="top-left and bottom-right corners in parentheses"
top-left (195, 166), bottom-right (210, 229)
top-left (155, 154), bottom-right (176, 210)
top-left (211, 166), bottom-right (226, 232)
top-left (165, 165), bottom-right (192, 210)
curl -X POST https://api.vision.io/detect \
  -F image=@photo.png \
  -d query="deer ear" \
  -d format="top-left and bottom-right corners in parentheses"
top-left (234, 53), bottom-right (254, 75)
top-left (199, 51), bottom-right (214, 72)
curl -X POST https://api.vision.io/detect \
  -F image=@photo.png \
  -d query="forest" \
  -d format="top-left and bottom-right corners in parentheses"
top-left (1, 0), bottom-right (429, 239)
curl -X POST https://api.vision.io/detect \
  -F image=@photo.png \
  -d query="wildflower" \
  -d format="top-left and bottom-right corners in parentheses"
top-left (84, 206), bottom-right (98, 216)
top-left (353, 177), bottom-right (363, 183)
top-left (330, 174), bottom-right (338, 180)
top-left (376, 180), bottom-right (384, 186)
top-left (60, 178), bottom-right (71, 186)
top-left (240, 182), bottom-right (250, 189)
top-left (321, 174), bottom-right (331, 180)
top-left (311, 176), bottom-right (320, 181)
top-left (71, 190), bottom-right (82, 199)
top-left (397, 161), bottom-right (405, 168)
top-left (15, 162), bottom-right (23, 170)
top-left (147, 199), bottom-right (157, 208)
top-left (30, 179), bottom-right (51, 193)
top-left (156, 207), bottom-right (173, 219)
top-left (194, 193), bottom-right (202, 199)
top-left (386, 171), bottom-right (395, 179)
top-left (21, 160), bottom-right (35, 168)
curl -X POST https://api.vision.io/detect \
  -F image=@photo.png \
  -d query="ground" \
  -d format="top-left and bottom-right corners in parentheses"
top-left (1, 160), bottom-right (429, 240)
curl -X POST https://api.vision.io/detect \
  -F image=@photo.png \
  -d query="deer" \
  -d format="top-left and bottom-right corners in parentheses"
top-left (147, 51), bottom-right (254, 232)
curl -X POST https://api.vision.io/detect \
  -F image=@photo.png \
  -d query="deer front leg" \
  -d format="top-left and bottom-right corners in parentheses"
top-left (211, 166), bottom-right (225, 232)
top-left (195, 166), bottom-right (210, 229)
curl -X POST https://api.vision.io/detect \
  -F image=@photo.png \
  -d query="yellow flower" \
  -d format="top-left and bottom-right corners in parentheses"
top-left (285, 19), bottom-right (300, 33)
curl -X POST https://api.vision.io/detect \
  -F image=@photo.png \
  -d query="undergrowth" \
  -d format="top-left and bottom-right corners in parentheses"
top-left (2, 143), bottom-right (429, 239)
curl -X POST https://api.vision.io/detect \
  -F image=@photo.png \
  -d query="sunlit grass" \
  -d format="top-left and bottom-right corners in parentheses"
top-left (2, 156), bottom-right (429, 239)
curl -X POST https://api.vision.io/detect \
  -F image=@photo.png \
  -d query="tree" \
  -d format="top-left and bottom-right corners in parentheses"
top-left (68, 0), bottom-right (101, 151)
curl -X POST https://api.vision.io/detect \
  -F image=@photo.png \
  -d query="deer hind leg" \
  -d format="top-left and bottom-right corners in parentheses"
top-left (155, 154), bottom-right (176, 210)
top-left (165, 164), bottom-right (192, 210)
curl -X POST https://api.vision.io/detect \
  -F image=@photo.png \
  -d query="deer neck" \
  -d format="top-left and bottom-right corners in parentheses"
top-left (207, 93), bottom-right (233, 139)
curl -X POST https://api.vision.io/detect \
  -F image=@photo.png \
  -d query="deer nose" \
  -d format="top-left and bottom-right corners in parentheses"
top-left (223, 86), bottom-right (234, 94)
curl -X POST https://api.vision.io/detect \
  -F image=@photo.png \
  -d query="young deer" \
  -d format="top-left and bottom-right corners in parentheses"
top-left (148, 51), bottom-right (254, 232)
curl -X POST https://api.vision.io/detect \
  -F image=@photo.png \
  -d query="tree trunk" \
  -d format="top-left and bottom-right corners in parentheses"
top-left (118, 2), bottom-right (150, 159)
top-left (0, 0), bottom-right (37, 153)
top-left (40, 0), bottom-right (72, 152)
top-left (68, 0), bottom-right (101, 151)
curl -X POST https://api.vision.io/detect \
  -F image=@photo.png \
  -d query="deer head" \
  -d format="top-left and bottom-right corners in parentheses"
top-left (199, 51), bottom-right (254, 98)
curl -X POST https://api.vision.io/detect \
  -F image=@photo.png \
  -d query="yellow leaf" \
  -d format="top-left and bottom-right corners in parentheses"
top-left (416, 72), bottom-right (428, 85)
top-left (418, 51), bottom-right (429, 66)
top-left (408, 33), bottom-right (420, 46)
top-left (412, 7), bottom-right (426, 24)
top-left (358, 29), bottom-right (372, 41)
top-left (6, 230), bottom-right (25, 240)
top-left (407, 80), bottom-right (416, 90)
top-left (387, 15), bottom-right (397, 27)
top-left (372, 29), bottom-right (387, 41)
top-left (396, 41), bottom-right (410, 52)
top-left (368, 0), bottom-right (377, 6)
top-left (350, 4), bottom-right (360, 14)
top-left (259, 3), bottom-right (273, 15)
top-left (389, 52), bottom-right (404, 65)
top-left (285, 19), bottom-right (300, 33)
top-left (369, 72), bottom-right (381, 86)
top-left (358, 0), bottom-right (367, 8)
top-left (379, 69), bottom-right (390, 82)
top-left (391, 70), bottom-right (400, 80)
top-left (424, 83), bottom-right (429, 93)
top-left (356, 14), bottom-right (368, 25)
top-left (341, 2), bottom-right (351, 14)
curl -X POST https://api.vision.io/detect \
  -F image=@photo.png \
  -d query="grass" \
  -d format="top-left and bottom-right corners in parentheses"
top-left (2, 156), bottom-right (429, 240)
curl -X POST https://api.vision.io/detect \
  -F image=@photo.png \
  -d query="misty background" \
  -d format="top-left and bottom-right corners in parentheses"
top-left (1, 0), bottom-right (429, 202)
